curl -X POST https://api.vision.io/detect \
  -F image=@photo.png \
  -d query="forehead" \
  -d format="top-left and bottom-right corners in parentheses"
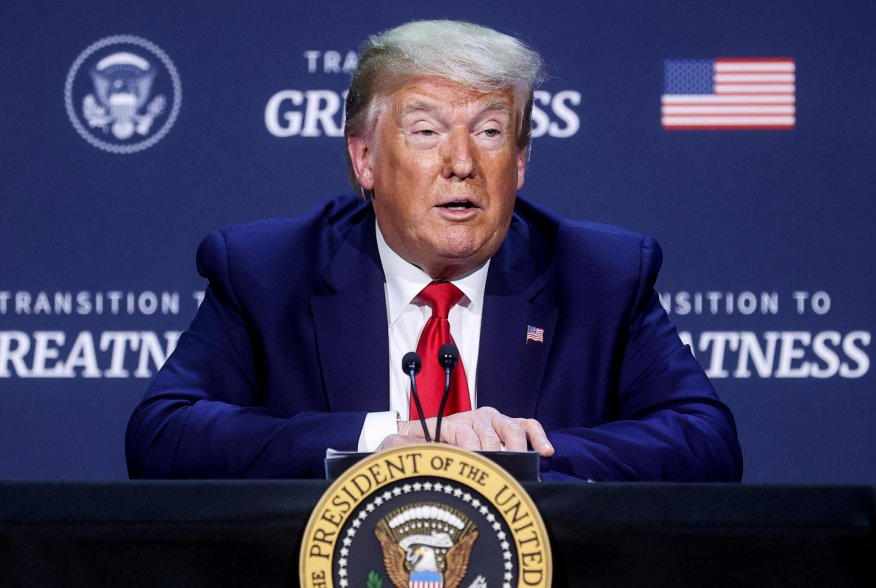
top-left (388, 77), bottom-right (517, 117)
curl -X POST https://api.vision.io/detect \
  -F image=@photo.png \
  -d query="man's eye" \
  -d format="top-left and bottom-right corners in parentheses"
top-left (482, 128), bottom-right (501, 138)
top-left (415, 129), bottom-right (437, 136)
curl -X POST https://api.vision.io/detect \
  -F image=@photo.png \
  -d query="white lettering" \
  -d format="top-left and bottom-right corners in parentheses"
top-left (31, 331), bottom-right (67, 377)
top-left (342, 51), bottom-right (358, 73)
top-left (793, 291), bottom-right (809, 314)
top-left (810, 331), bottom-right (841, 378)
top-left (265, 90), bottom-right (345, 137)
top-left (0, 331), bottom-right (184, 378)
top-left (138, 291), bottom-right (158, 315)
top-left (265, 90), bottom-right (304, 137)
top-left (134, 331), bottom-right (179, 377)
top-left (323, 50), bottom-right (341, 74)
top-left (162, 292), bottom-right (180, 315)
top-left (531, 90), bottom-right (581, 138)
top-left (265, 87), bottom-right (581, 139)
top-left (733, 332), bottom-right (779, 378)
top-left (736, 292), bottom-right (757, 315)
top-left (548, 90), bottom-right (581, 138)
top-left (16, 291), bottom-right (31, 314)
top-left (34, 292), bottom-right (52, 314)
top-left (660, 291), bottom-right (780, 315)
top-left (775, 332), bottom-right (811, 377)
top-left (690, 331), bottom-right (870, 379)
top-left (0, 329), bottom-right (868, 380)
top-left (811, 291), bottom-right (831, 315)
top-left (54, 292), bottom-right (72, 314)
top-left (301, 90), bottom-right (343, 137)
top-left (699, 332), bottom-right (740, 377)
top-left (840, 331), bottom-right (870, 378)
top-left (302, 50), bottom-right (358, 74)
top-left (303, 50), bottom-right (320, 73)
top-left (0, 331), bottom-right (30, 376)
top-left (0, 290), bottom-right (181, 316)
top-left (64, 331), bottom-right (101, 377)
top-left (100, 332), bottom-right (140, 378)
top-left (76, 291), bottom-right (92, 314)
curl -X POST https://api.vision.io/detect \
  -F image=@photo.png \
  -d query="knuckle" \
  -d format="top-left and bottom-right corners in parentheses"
top-left (506, 420), bottom-right (523, 432)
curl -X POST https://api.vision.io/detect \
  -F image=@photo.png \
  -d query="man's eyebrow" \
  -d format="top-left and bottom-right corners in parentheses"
top-left (399, 100), bottom-right (437, 116)
top-left (478, 98), bottom-right (514, 115)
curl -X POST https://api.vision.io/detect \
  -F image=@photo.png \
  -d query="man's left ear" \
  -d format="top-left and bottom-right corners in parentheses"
top-left (516, 147), bottom-right (528, 190)
top-left (347, 135), bottom-right (375, 191)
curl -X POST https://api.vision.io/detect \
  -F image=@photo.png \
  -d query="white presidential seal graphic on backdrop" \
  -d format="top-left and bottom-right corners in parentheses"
top-left (65, 35), bottom-right (181, 153)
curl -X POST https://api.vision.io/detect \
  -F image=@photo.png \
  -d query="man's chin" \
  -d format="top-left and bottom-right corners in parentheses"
top-left (422, 248), bottom-right (492, 280)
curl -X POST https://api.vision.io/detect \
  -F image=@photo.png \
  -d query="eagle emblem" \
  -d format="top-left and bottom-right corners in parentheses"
top-left (375, 503), bottom-right (479, 588)
top-left (66, 35), bottom-right (182, 153)
top-left (82, 51), bottom-right (165, 140)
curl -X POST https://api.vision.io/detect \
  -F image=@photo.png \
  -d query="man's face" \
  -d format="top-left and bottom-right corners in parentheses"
top-left (348, 77), bottom-right (527, 279)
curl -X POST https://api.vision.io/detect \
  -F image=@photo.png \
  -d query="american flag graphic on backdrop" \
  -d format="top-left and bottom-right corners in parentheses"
top-left (661, 58), bottom-right (795, 130)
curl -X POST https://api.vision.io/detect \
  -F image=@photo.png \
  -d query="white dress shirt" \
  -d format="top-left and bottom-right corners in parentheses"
top-left (357, 223), bottom-right (490, 451)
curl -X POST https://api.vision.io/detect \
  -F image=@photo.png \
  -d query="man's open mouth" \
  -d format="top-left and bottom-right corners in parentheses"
top-left (438, 200), bottom-right (476, 210)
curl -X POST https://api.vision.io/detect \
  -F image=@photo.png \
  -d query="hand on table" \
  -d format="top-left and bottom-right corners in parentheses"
top-left (376, 406), bottom-right (554, 457)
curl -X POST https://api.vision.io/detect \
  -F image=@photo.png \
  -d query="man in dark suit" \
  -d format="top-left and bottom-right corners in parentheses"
top-left (126, 20), bottom-right (742, 481)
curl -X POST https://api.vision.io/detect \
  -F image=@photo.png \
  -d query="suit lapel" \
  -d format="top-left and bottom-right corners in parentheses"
top-left (476, 217), bottom-right (557, 418)
top-left (311, 206), bottom-right (390, 413)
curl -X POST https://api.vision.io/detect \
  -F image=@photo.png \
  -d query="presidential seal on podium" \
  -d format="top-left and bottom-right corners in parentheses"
top-left (301, 445), bottom-right (551, 588)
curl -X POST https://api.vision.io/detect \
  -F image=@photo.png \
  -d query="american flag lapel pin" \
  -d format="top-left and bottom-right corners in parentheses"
top-left (525, 325), bottom-right (545, 344)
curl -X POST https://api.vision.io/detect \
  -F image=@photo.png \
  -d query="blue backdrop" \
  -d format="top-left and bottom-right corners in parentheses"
top-left (2, 0), bottom-right (874, 483)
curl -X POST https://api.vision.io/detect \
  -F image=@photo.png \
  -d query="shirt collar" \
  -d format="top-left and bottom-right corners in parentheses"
top-left (376, 221), bottom-right (490, 325)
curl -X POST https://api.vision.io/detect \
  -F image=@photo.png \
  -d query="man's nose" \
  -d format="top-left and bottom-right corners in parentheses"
top-left (440, 128), bottom-right (476, 179)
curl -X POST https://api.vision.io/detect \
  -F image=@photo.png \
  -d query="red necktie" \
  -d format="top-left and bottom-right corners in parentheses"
top-left (410, 281), bottom-right (472, 420)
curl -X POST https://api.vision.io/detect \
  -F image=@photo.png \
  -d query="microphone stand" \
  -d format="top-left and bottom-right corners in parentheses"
top-left (434, 343), bottom-right (459, 444)
top-left (402, 352), bottom-right (431, 442)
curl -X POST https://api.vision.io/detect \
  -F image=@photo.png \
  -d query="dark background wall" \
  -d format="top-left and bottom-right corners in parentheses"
top-left (2, 0), bottom-right (874, 483)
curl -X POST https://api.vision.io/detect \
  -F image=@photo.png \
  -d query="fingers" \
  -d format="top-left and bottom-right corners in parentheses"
top-left (398, 419), bottom-right (429, 441)
top-left (425, 407), bottom-right (555, 457)
top-left (400, 417), bottom-right (481, 450)
top-left (441, 415), bottom-right (483, 451)
top-left (471, 409), bottom-right (503, 451)
top-left (517, 417), bottom-right (554, 457)
top-left (376, 433), bottom-right (424, 452)
top-left (489, 412), bottom-right (527, 452)
top-left (477, 408), bottom-right (552, 456)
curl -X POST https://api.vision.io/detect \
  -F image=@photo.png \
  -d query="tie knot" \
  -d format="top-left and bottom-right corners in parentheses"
top-left (418, 281), bottom-right (464, 319)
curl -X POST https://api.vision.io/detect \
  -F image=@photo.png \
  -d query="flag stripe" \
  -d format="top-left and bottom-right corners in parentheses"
top-left (662, 94), bottom-right (793, 104)
top-left (662, 116), bottom-right (795, 125)
top-left (715, 61), bottom-right (795, 72)
top-left (715, 73), bottom-right (795, 82)
top-left (716, 84), bottom-right (795, 93)
top-left (663, 106), bottom-right (794, 114)
top-left (665, 125), bottom-right (794, 130)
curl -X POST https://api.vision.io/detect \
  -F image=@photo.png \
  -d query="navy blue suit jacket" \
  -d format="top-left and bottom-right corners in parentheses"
top-left (126, 195), bottom-right (742, 481)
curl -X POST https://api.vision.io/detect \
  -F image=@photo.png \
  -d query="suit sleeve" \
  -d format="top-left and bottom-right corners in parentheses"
top-left (542, 236), bottom-right (743, 482)
top-left (125, 230), bottom-right (367, 479)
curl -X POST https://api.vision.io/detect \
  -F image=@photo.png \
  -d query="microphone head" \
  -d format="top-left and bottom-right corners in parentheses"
top-left (402, 351), bottom-right (422, 375)
top-left (438, 343), bottom-right (459, 369)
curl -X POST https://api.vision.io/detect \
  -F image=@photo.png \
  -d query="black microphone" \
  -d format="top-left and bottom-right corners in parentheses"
top-left (434, 343), bottom-right (459, 443)
top-left (401, 351), bottom-right (431, 442)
